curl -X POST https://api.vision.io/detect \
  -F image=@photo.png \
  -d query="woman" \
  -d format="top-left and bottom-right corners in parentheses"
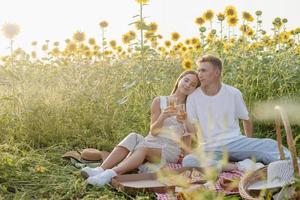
top-left (82, 70), bottom-right (200, 186)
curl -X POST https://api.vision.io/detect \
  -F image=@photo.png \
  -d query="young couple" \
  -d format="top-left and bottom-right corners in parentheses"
top-left (81, 55), bottom-right (291, 187)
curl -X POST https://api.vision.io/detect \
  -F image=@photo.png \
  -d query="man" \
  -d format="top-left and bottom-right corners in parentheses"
top-left (183, 55), bottom-right (291, 167)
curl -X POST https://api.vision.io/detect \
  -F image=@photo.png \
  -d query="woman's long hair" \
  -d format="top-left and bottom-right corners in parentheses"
top-left (170, 70), bottom-right (200, 95)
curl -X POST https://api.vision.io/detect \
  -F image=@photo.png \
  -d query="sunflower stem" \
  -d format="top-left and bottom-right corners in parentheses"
top-left (139, 2), bottom-right (144, 67)
top-left (10, 39), bottom-right (16, 114)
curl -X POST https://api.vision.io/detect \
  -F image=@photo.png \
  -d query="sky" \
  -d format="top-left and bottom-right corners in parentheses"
top-left (0, 0), bottom-right (299, 55)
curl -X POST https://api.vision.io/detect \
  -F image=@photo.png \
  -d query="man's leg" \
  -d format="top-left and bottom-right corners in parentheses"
top-left (182, 152), bottom-right (220, 168)
top-left (219, 137), bottom-right (291, 164)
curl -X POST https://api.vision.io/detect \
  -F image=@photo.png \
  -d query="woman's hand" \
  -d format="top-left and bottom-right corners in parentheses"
top-left (159, 106), bottom-right (177, 121)
top-left (176, 112), bottom-right (187, 123)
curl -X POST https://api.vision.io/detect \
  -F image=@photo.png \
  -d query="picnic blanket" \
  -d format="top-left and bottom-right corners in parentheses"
top-left (62, 150), bottom-right (243, 199)
top-left (156, 163), bottom-right (243, 200)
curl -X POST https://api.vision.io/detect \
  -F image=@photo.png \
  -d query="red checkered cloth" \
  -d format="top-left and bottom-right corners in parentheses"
top-left (215, 170), bottom-right (244, 195)
top-left (156, 163), bottom-right (244, 200)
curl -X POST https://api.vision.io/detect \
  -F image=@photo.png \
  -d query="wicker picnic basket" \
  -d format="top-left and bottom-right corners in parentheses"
top-left (239, 106), bottom-right (300, 200)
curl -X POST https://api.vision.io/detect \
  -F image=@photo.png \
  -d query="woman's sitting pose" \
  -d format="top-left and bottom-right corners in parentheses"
top-left (81, 70), bottom-right (200, 186)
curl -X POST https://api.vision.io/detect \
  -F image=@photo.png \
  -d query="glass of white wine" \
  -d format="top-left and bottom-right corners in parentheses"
top-left (167, 96), bottom-right (177, 109)
top-left (176, 104), bottom-right (188, 133)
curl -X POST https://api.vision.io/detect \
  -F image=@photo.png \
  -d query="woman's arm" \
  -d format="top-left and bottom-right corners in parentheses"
top-left (150, 97), bottom-right (176, 136)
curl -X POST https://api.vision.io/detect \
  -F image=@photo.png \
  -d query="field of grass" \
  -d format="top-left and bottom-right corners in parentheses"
top-left (1, 3), bottom-right (300, 200)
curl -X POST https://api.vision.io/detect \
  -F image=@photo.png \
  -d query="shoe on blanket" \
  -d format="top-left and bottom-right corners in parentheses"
top-left (236, 159), bottom-right (264, 172)
top-left (87, 169), bottom-right (117, 186)
top-left (81, 166), bottom-right (104, 179)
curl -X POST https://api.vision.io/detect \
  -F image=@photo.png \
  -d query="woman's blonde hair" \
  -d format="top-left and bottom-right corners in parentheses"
top-left (171, 70), bottom-right (200, 95)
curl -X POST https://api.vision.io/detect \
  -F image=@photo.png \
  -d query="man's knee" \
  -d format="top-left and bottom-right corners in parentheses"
top-left (182, 154), bottom-right (199, 167)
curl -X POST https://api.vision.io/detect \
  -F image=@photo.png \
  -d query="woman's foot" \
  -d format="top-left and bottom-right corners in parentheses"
top-left (80, 166), bottom-right (104, 179)
top-left (87, 169), bottom-right (117, 186)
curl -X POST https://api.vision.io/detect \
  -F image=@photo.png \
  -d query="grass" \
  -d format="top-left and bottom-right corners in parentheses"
top-left (0, 8), bottom-right (300, 198)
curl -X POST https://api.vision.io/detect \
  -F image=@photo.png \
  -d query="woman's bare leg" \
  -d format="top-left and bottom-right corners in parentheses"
top-left (112, 148), bottom-right (161, 175)
top-left (100, 146), bottom-right (130, 169)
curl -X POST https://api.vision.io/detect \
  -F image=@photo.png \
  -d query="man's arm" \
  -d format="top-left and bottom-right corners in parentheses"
top-left (242, 119), bottom-right (253, 138)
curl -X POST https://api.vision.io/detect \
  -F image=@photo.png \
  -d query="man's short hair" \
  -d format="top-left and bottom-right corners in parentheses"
top-left (197, 55), bottom-right (223, 71)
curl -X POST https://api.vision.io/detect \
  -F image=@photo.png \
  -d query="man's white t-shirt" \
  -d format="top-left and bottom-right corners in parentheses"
top-left (186, 83), bottom-right (249, 149)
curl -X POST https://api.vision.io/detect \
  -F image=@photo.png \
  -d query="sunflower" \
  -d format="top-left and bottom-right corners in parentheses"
top-left (164, 40), bottom-right (172, 48)
top-left (149, 22), bottom-right (158, 32)
top-left (79, 44), bottom-right (89, 51)
top-left (135, 20), bottom-right (147, 30)
top-left (150, 37), bottom-right (157, 42)
top-left (84, 50), bottom-right (92, 58)
top-left (88, 38), bottom-right (96, 45)
top-left (41, 44), bottom-right (48, 51)
top-left (53, 41), bottom-right (60, 46)
top-left (272, 17), bottom-right (282, 29)
top-left (279, 31), bottom-right (291, 42)
top-left (68, 42), bottom-right (77, 52)
top-left (144, 31), bottom-right (154, 39)
top-left (181, 46), bottom-right (187, 52)
top-left (109, 40), bottom-right (117, 48)
top-left (191, 37), bottom-right (200, 45)
top-left (224, 5), bottom-right (237, 17)
top-left (171, 32), bottom-right (180, 41)
top-left (202, 9), bottom-right (214, 21)
top-left (35, 166), bottom-right (47, 173)
top-left (31, 51), bottom-right (37, 58)
top-left (31, 41), bottom-right (37, 46)
top-left (229, 38), bottom-right (236, 43)
top-left (158, 46), bottom-right (166, 52)
top-left (104, 50), bottom-right (112, 56)
top-left (199, 27), bottom-right (206, 32)
top-left (157, 34), bottom-right (163, 39)
top-left (99, 21), bottom-right (109, 28)
top-left (242, 11), bottom-right (254, 22)
top-left (2, 22), bottom-right (20, 39)
top-left (185, 39), bottom-right (191, 45)
top-left (226, 16), bottom-right (238, 27)
top-left (217, 13), bottom-right (225, 21)
top-left (93, 50), bottom-right (100, 57)
top-left (177, 42), bottom-right (183, 48)
top-left (73, 31), bottom-right (85, 42)
top-left (151, 41), bottom-right (158, 48)
top-left (282, 18), bottom-right (288, 23)
top-left (194, 17), bottom-right (205, 26)
top-left (135, 0), bottom-right (149, 4)
top-left (246, 28), bottom-right (255, 37)
top-left (181, 58), bottom-right (193, 70)
top-left (93, 45), bottom-right (99, 51)
top-left (261, 30), bottom-right (267, 35)
top-left (255, 10), bottom-right (262, 16)
top-left (206, 32), bottom-right (215, 42)
top-left (239, 24), bottom-right (250, 33)
top-left (128, 30), bottom-right (137, 40)
top-left (122, 34), bottom-right (131, 44)
top-left (116, 46), bottom-right (123, 53)
top-left (295, 28), bottom-right (300, 34)
top-left (51, 47), bottom-right (60, 56)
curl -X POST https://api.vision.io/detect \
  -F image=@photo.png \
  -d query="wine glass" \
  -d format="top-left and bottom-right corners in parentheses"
top-left (167, 96), bottom-right (177, 109)
top-left (176, 104), bottom-right (188, 133)
top-left (176, 104), bottom-right (187, 121)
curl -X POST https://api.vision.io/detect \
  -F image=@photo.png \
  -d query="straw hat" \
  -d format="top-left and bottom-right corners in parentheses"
top-left (248, 160), bottom-right (297, 190)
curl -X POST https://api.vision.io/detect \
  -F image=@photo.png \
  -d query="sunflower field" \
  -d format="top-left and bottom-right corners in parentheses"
top-left (0, 1), bottom-right (300, 199)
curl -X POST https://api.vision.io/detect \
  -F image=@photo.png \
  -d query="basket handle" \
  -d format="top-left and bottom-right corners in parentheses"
top-left (275, 106), bottom-right (299, 176)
